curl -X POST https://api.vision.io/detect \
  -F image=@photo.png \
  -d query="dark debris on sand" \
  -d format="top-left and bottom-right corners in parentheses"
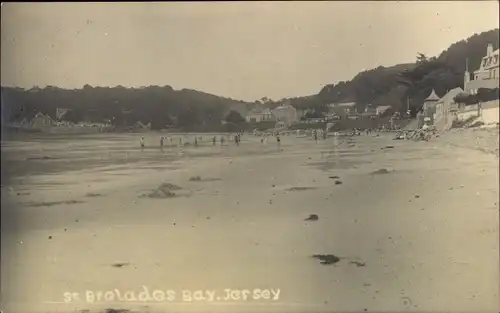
top-left (81, 309), bottom-right (131, 313)
top-left (111, 262), bottom-right (130, 268)
top-left (159, 183), bottom-right (182, 191)
top-left (26, 156), bottom-right (57, 160)
top-left (141, 182), bottom-right (184, 199)
top-left (28, 200), bottom-right (85, 207)
top-left (371, 168), bottom-right (391, 175)
top-left (190, 176), bottom-right (222, 182)
top-left (85, 192), bottom-right (103, 197)
top-left (304, 214), bottom-right (319, 221)
top-left (312, 254), bottom-right (341, 265)
top-left (349, 260), bottom-right (366, 267)
top-left (286, 186), bottom-right (317, 191)
top-left (334, 180), bottom-right (343, 185)
top-left (104, 309), bottom-right (131, 313)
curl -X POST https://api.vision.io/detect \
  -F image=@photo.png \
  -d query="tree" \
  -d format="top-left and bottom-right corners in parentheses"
top-left (416, 53), bottom-right (428, 64)
top-left (225, 110), bottom-right (246, 124)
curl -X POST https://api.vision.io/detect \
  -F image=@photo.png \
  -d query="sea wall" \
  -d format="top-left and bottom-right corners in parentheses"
top-left (453, 100), bottom-right (499, 126)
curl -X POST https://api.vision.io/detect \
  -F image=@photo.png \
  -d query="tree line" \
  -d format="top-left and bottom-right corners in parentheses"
top-left (315, 28), bottom-right (499, 117)
top-left (1, 85), bottom-right (251, 132)
top-left (2, 28), bottom-right (498, 129)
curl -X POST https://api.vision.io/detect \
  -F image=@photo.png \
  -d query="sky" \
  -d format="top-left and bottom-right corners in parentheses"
top-left (1, 2), bottom-right (499, 102)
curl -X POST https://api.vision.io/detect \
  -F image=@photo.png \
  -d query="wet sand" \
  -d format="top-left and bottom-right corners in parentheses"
top-left (1, 132), bottom-right (499, 313)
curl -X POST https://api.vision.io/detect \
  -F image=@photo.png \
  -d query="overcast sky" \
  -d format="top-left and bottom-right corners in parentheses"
top-left (1, 2), bottom-right (499, 101)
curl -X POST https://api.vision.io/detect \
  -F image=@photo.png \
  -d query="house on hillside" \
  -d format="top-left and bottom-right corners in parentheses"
top-left (375, 105), bottom-right (391, 116)
top-left (132, 121), bottom-right (151, 132)
top-left (271, 103), bottom-right (298, 127)
top-left (31, 112), bottom-right (53, 128)
top-left (364, 105), bottom-right (377, 114)
top-left (360, 105), bottom-right (378, 119)
top-left (327, 102), bottom-right (356, 114)
top-left (245, 108), bottom-right (276, 123)
top-left (464, 43), bottom-right (499, 94)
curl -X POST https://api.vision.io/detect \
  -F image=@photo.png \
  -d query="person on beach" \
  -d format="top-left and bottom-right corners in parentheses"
top-left (213, 136), bottom-right (216, 146)
top-left (221, 136), bottom-right (225, 146)
top-left (276, 133), bottom-right (281, 145)
top-left (160, 136), bottom-right (164, 147)
top-left (313, 130), bottom-right (318, 142)
top-left (178, 137), bottom-right (182, 146)
top-left (140, 137), bottom-right (145, 149)
top-left (194, 136), bottom-right (198, 147)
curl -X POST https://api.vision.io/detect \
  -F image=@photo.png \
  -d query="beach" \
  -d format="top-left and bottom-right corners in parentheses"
top-left (1, 131), bottom-right (499, 313)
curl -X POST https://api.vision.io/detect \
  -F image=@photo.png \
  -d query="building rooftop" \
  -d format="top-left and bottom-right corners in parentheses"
top-left (274, 104), bottom-right (295, 110)
top-left (436, 87), bottom-right (463, 104)
top-left (476, 45), bottom-right (499, 72)
top-left (425, 89), bottom-right (440, 101)
top-left (336, 102), bottom-right (356, 107)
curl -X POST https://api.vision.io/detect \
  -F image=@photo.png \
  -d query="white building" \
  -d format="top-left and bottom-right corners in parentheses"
top-left (272, 103), bottom-right (298, 126)
top-left (245, 108), bottom-right (276, 123)
top-left (327, 102), bottom-right (356, 115)
top-left (31, 112), bottom-right (53, 128)
top-left (361, 105), bottom-right (377, 118)
top-left (464, 43), bottom-right (499, 94)
top-left (434, 87), bottom-right (463, 131)
top-left (375, 105), bottom-right (391, 116)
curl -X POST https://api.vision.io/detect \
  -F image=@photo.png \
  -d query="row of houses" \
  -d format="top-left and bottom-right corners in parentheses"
top-left (244, 101), bottom-right (393, 129)
top-left (325, 102), bottom-right (391, 116)
top-left (8, 111), bottom-right (115, 133)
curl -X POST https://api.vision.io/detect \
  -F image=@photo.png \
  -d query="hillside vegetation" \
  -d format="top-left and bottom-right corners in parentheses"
top-left (1, 29), bottom-right (498, 130)
top-left (1, 85), bottom-right (250, 131)
top-left (292, 28), bottom-right (499, 115)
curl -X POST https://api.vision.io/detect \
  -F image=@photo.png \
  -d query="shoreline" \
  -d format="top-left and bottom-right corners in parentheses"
top-left (1, 132), bottom-right (498, 313)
